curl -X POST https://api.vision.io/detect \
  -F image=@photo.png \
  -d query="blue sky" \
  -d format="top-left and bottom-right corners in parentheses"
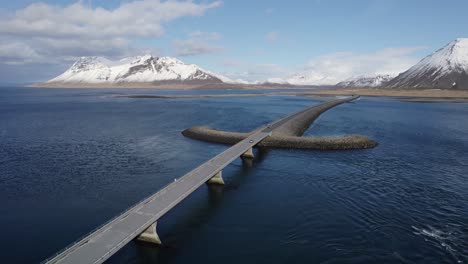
top-left (1, 0), bottom-right (467, 83)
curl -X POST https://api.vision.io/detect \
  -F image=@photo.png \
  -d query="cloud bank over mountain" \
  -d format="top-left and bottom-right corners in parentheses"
top-left (283, 47), bottom-right (424, 85)
top-left (1, 0), bottom-right (460, 84)
top-left (0, 0), bottom-right (220, 66)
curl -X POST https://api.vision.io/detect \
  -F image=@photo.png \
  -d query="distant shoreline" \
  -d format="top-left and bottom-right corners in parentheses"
top-left (116, 91), bottom-right (468, 103)
top-left (27, 82), bottom-right (318, 90)
top-left (25, 83), bottom-right (468, 102)
top-left (301, 88), bottom-right (468, 102)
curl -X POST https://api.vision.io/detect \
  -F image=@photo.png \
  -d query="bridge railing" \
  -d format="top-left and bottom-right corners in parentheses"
top-left (42, 179), bottom-right (177, 264)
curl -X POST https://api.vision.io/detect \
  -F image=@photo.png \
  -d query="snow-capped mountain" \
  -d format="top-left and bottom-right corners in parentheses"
top-left (264, 77), bottom-right (290, 84)
top-left (260, 73), bottom-right (338, 86)
top-left (47, 55), bottom-right (232, 84)
top-left (254, 78), bottom-right (290, 86)
top-left (386, 38), bottom-right (468, 89)
top-left (285, 72), bottom-right (338, 86)
top-left (336, 74), bottom-right (395, 88)
top-left (264, 73), bottom-right (393, 87)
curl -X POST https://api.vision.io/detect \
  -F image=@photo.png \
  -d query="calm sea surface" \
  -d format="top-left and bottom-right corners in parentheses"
top-left (0, 87), bottom-right (467, 264)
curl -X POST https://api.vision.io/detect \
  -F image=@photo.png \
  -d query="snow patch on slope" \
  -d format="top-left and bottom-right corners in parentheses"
top-left (336, 74), bottom-right (395, 87)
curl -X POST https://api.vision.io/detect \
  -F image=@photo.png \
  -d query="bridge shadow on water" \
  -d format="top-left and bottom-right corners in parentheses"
top-left (109, 148), bottom-right (270, 264)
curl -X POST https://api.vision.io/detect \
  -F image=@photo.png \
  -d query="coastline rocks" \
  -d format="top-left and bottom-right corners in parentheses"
top-left (182, 96), bottom-right (378, 150)
top-left (182, 126), bottom-right (377, 150)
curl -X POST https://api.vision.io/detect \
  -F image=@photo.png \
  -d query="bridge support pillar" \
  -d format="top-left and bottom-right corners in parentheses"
top-left (137, 222), bottom-right (162, 245)
top-left (241, 148), bottom-right (254, 159)
top-left (242, 158), bottom-right (253, 168)
top-left (207, 171), bottom-right (225, 185)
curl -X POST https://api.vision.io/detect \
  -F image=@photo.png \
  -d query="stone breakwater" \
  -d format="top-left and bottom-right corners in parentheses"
top-left (182, 126), bottom-right (376, 150)
top-left (182, 96), bottom-right (378, 150)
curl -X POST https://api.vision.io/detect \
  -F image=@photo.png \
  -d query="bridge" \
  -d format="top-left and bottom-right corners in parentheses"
top-left (44, 96), bottom-right (363, 264)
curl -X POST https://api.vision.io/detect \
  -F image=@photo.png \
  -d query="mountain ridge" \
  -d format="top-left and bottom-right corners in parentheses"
top-left (46, 55), bottom-right (232, 85)
top-left (385, 38), bottom-right (468, 89)
top-left (336, 74), bottom-right (395, 88)
top-left (37, 38), bottom-right (468, 89)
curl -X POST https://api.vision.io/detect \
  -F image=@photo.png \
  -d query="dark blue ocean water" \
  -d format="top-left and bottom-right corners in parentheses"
top-left (0, 87), bottom-right (467, 264)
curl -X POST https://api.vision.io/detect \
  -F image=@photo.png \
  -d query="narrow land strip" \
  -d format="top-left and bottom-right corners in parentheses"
top-left (182, 96), bottom-right (377, 149)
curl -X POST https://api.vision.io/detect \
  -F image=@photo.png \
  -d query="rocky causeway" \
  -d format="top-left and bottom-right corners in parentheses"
top-left (182, 96), bottom-right (377, 150)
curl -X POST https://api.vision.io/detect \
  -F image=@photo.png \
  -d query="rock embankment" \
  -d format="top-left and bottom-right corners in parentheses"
top-left (182, 126), bottom-right (377, 150)
top-left (182, 96), bottom-right (378, 150)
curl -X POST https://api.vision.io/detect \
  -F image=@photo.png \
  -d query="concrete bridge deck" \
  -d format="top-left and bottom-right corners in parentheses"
top-left (44, 96), bottom-right (359, 264)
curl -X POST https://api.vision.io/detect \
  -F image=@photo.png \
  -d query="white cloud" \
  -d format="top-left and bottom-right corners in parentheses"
top-left (0, 42), bottom-right (42, 65)
top-left (174, 31), bottom-right (223, 56)
top-left (0, 0), bottom-right (221, 65)
top-left (188, 31), bottom-right (221, 40)
top-left (219, 47), bottom-right (424, 84)
top-left (295, 47), bottom-right (424, 84)
top-left (222, 63), bottom-right (290, 82)
top-left (0, 1), bottom-right (221, 39)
